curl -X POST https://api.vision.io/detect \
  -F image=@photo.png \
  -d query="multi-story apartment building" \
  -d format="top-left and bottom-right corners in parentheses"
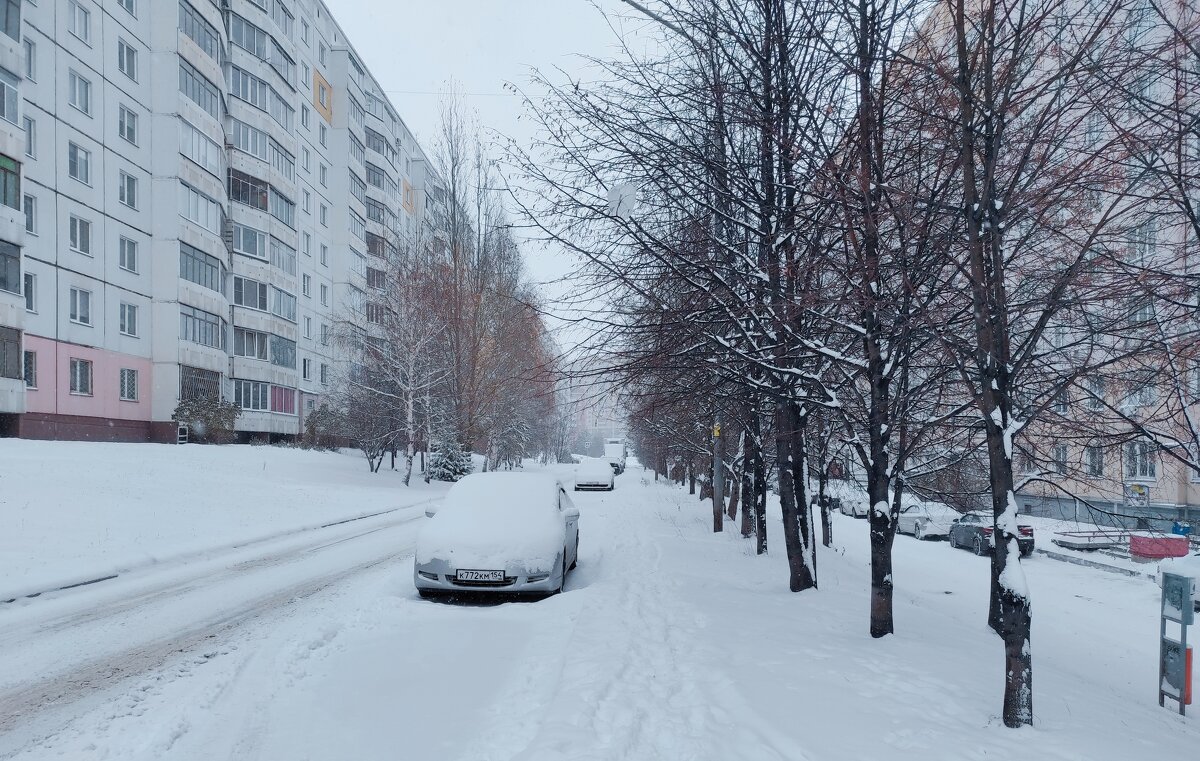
top-left (3, 0), bottom-right (437, 442)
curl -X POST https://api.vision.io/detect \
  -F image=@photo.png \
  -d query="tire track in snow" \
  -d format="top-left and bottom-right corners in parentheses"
top-left (0, 523), bottom-right (420, 759)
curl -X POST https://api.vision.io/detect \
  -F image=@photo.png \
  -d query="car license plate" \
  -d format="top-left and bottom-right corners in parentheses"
top-left (457, 569), bottom-right (504, 582)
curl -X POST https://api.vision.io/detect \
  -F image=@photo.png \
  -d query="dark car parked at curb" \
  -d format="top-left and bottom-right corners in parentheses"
top-left (948, 512), bottom-right (1035, 557)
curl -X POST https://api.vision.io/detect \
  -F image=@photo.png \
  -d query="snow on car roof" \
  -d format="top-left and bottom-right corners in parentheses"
top-left (417, 473), bottom-right (565, 569)
top-left (576, 458), bottom-right (613, 476)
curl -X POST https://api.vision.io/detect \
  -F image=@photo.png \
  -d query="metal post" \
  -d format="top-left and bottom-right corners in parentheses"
top-left (713, 419), bottom-right (723, 532)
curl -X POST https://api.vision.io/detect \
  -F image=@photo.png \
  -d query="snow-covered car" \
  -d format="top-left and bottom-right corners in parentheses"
top-left (414, 473), bottom-right (580, 598)
top-left (1158, 552), bottom-right (1200, 612)
top-left (840, 498), bottom-right (869, 518)
top-left (948, 512), bottom-right (1034, 557)
top-left (574, 458), bottom-right (615, 491)
top-left (897, 502), bottom-right (960, 540)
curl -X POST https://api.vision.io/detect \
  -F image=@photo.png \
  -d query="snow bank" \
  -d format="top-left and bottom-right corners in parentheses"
top-left (0, 440), bottom-right (446, 599)
top-left (416, 472), bottom-right (564, 571)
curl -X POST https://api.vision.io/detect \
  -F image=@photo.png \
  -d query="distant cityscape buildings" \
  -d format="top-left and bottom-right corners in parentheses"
top-left (0, 0), bottom-right (446, 442)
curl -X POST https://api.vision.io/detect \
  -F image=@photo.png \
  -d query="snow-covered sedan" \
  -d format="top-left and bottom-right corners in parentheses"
top-left (414, 473), bottom-right (580, 599)
top-left (896, 502), bottom-right (960, 540)
top-left (574, 458), bottom-right (615, 491)
top-left (948, 512), bottom-right (1035, 557)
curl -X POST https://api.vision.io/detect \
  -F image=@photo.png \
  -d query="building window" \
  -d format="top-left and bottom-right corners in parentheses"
top-left (303, 315), bottom-right (311, 337)
top-left (119, 106), bottom-right (138, 145)
top-left (320, 283), bottom-right (328, 306)
top-left (1124, 441), bottom-right (1156, 480)
top-left (1, 0), bottom-right (19, 42)
top-left (119, 302), bottom-right (138, 337)
top-left (1085, 445), bottom-right (1104, 477)
top-left (233, 276), bottom-right (268, 311)
top-left (232, 223), bottom-right (267, 259)
top-left (234, 379), bottom-right (269, 410)
top-left (69, 287), bottom-right (92, 325)
top-left (366, 303), bottom-right (384, 324)
top-left (23, 350), bottom-right (35, 388)
top-left (67, 1), bottom-right (91, 44)
top-left (0, 67), bottom-right (16, 124)
top-left (303, 232), bottom-right (311, 256)
top-left (68, 70), bottom-right (92, 115)
top-left (179, 304), bottom-right (226, 349)
top-left (118, 171), bottom-right (138, 209)
top-left (301, 106), bottom-right (310, 129)
top-left (22, 38), bottom-right (33, 81)
top-left (23, 271), bottom-right (33, 311)
top-left (69, 215), bottom-right (92, 255)
top-left (0, 240), bottom-right (17, 294)
top-left (179, 242), bottom-right (224, 293)
top-left (320, 244), bottom-right (329, 266)
top-left (320, 324), bottom-right (328, 346)
top-left (0, 154), bottom-right (18, 209)
top-left (269, 238), bottom-right (296, 276)
top-left (1086, 375), bottom-right (1105, 410)
top-left (179, 1), bottom-right (220, 61)
top-left (1050, 444), bottom-right (1067, 475)
top-left (117, 40), bottom-right (138, 81)
top-left (234, 327), bottom-right (269, 360)
top-left (22, 116), bottom-right (33, 157)
top-left (118, 0), bottom-right (135, 15)
top-left (119, 368), bottom-right (138, 401)
top-left (302, 273), bottom-right (311, 296)
top-left (303, 189), bottom-right (311, 213)
top-left (319, 123), bottom-right (327, 146)
top-left (319, 42), bottom-right (327, 66)
top-left (319, 163), bottom-right (327, 187)
top-left (271, 385), bottom-right (295, 414)
top-left (320, 363), bottom-right (329, 385)
top-left (70, 358), bottom-right (93, 395)
top-left (22, 194), bottom-right (33, 235)
top-left (269, 187), bottom-right (295, 228)
top-left (0, 326), bottom-right (17, 379)
top-left (367, 267), bottom-right (385, 289)
top-left (179, 183), bottom-right (222, 233)
top-left (68, 142), bottom-right (91, 184)
top-left (119, 237), bottom-right (138, 273)
top-left (179, 59), bottom-right (220, 119)
top-left (180, 365), bottom-right (220, 401)
top-left (320, 204), bottom-right (328, 227)
top-left (269, 335), bottom-right (296, 368)
top-left (302, 357), bottom-right (312, 380)
top-left (271, 286), bottom-right (296, 322)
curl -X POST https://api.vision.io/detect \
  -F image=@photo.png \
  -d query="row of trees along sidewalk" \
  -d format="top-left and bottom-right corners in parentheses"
top-left (509, 0), bottom-right (1200, 728)
top-left (322, 94), bottom-right (563, 481)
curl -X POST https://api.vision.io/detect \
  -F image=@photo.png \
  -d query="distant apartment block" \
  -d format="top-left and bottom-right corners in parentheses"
top-left (0, 0), bottom-right (442, 442)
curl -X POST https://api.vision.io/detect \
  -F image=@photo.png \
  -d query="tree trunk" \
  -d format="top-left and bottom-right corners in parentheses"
top-left (750, 414), bottom-right (767, 552)
top-left (818, 467), bottom-right (832, 547)
top-left (775, 404), bottom-right (815, 591)
top-left (688, 460), bottom-right (696, 495)
top-left (727, 473), bottom-right (740, 522)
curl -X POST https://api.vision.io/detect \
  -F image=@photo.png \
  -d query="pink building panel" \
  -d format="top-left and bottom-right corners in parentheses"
top-left (23, 336), bottom-right (153, 421)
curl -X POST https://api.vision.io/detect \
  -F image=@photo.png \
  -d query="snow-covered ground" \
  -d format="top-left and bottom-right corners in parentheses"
top-left (1, 444), bottom-right (1197, 759)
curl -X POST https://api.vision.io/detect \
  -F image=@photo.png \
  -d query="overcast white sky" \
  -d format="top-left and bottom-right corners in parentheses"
top-left (332, 0), bottom-right (626, 155)
top-left (332, 0), bottom-right (649, 348)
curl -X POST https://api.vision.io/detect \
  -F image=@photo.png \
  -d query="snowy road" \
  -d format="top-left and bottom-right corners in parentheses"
top-left (3, 463), bottom-right (1198, 760)
top-left (0, 506), bottom-right (432, 758)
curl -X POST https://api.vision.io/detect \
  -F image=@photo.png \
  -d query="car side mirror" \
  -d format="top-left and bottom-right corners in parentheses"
top-left (424, 506), bottom-right (438, 518)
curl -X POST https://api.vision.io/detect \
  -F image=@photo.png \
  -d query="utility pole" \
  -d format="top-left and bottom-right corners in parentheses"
top-left (713, 419), bottom-right (723, 531)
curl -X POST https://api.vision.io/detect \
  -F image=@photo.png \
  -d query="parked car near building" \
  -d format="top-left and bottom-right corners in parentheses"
top-left (948, 512), bottom-right (1035, 557)
top-left (896, 502), bottom-right (960, 540)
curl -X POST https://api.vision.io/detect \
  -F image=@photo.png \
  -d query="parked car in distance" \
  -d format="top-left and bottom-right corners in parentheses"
top-left (604, 438), bottom-right (628, 474)
top-left (896, 502), bottom-right (960, 540)
top-left (574, 458), bottom-right (615, 491)
top-left (414, 472), bottom-right (580, 599)
top-left (948, 512), bottom-right (1035, 557)
top-left (1158, 552), bottom-right (1200, 611)
top-left (840, 497), bottom-right (869, 518)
